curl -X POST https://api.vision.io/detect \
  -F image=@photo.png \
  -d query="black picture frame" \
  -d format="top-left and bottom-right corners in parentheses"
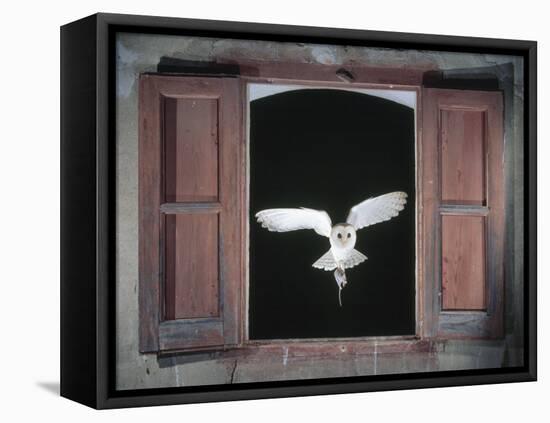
top-left (60, 12), bottom-right (537, 409)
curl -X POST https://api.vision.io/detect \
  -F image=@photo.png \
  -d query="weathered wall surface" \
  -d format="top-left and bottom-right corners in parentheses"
top-left (116, 32), bottom-right (524, 390)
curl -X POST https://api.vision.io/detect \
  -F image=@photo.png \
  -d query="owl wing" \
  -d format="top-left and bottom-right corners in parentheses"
top-left (255, 208), bottom-right (332, 237)
top-left (346, 191), bottom-right (407, 231)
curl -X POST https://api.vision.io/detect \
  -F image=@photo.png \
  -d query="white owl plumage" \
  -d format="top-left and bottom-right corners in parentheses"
top-left (255, 191), bottom-right (408, 306)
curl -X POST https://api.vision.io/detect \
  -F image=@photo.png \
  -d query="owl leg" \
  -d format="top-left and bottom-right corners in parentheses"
top-left (334, 266), bottom-right (347, 307)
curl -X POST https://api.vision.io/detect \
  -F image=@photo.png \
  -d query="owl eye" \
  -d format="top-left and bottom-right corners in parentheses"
top-left (337, 233), bottom-right (342, 239)
top-left (347, 233), bottom-right (351, 238)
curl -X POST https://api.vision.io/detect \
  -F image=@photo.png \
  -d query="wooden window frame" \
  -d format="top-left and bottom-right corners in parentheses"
top-left (138, 62), bottom-right (505, 357)
top-left (241, 75), bottom-right (423, 353)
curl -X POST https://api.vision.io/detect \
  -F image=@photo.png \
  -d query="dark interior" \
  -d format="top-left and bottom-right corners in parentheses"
top-left (249, 88), bottom-right (416, 339)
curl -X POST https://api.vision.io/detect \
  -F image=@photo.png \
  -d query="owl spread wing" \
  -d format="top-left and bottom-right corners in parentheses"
top-left (346, 191), bottom-right (407, 231)
top-left (255, 208), bottom-right (332, 237)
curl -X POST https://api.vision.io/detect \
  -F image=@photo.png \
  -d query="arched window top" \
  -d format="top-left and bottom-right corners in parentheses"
top-left (248, 83), bottom-right (416, 109)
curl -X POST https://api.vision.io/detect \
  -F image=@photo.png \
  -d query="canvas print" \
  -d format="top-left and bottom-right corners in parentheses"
top-left (113, 31), bottom-right (526, 391)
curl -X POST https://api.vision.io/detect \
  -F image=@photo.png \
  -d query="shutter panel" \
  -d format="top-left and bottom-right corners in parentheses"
top-left (139, 75), bottom-right (243, 352)
top-left (421, 88), bottom-right (504, 339)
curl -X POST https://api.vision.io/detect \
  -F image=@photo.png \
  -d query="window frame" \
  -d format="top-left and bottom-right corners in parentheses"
top-left (242, 75), bottom-right (423, 349)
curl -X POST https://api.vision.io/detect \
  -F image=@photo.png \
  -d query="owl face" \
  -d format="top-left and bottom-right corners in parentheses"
top-left (330, 223), bottom-right (356, 249)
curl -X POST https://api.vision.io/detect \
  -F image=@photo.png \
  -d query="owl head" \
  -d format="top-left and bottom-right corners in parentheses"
top-left (330, 223), bottom-right (356, 248)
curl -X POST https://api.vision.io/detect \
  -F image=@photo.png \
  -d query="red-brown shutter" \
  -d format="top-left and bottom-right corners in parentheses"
top-left (139, 75), bottom-right (244, 352)
top-left (421, 88), bottom-right (504, 339)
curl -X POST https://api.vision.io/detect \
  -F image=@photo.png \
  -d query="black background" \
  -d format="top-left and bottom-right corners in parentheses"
top-left (249, 89), bottom-right (415, 339)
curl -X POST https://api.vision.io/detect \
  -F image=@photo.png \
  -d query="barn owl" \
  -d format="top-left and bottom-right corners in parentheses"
top-left (255, 191), bottom-right (407, 306)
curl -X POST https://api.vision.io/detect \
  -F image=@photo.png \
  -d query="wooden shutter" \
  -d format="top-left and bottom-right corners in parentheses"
top-left (421, 88), bottom-right (504, 339)
top-left (139, 75), bottom-right (244, 353)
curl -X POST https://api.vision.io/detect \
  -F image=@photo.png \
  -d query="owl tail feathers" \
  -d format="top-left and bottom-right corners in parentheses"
top-left (311, 249), bottom-right (367, 271)
top-left (312, 250), bottom-right (337, 271)
top-left (344, 249), bottom-right (368, 269)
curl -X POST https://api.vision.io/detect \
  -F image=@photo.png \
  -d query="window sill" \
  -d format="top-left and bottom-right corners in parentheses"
top-left (221, 337), bottom-right (434, 361)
